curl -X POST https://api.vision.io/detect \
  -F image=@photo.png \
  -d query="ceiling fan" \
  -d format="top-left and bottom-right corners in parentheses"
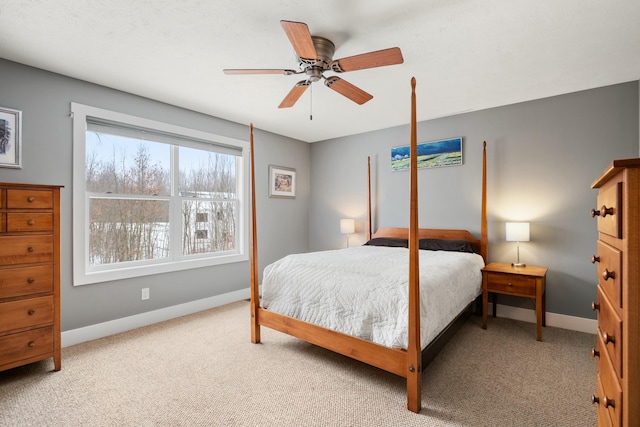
top-left (223, 20), bottom-right (404, 109)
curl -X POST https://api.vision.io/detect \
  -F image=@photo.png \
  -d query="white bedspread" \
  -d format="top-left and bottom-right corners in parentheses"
top-left (261, 246), bottom-right (484, 350)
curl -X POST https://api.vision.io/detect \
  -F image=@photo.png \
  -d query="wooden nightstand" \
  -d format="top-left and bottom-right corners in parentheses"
top-left (481, 262), bottom-right (548, 341)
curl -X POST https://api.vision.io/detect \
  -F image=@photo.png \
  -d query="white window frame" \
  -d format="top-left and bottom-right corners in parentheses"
top-left (71, 102), bottom-right (249, 286)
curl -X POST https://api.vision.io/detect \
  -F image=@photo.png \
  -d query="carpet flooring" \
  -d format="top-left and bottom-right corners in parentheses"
top-left (0, 301), bottom-right (597, 426)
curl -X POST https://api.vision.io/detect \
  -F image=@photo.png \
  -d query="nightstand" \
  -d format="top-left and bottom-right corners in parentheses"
top-left (481, 262), bottom-right (548, 341)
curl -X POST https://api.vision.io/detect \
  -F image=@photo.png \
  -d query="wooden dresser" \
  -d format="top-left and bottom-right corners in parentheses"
top-left (590, 159), bottom-right (640, 427)
top-left (0, 183), bottom-right (62, 372)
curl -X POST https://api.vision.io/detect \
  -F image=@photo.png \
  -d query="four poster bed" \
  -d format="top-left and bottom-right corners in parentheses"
top-left (248, 78), bottom-right (488, 413)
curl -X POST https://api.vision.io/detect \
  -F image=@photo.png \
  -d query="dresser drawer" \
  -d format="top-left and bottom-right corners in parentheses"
top-left (0, 235), bottom-right (53, 265)
top-left (594, 376), bottom-right (613, 427)
top-left (6, 189), bottom-right (53, 209)
top-left (6, 213), bottom-right (54, 233)
top-left (594, 182), bottom-right (621, 239)
top-left (0, 265), bottom-right (54, 299)
top-left (595, 377), bottom-right (615, 427)
top-left (597, 340), bottom-right (623, 427)
top-left (597, 287), bottom-right (623, 379)
top-left (485, 272), bottom-right (535, 297)
top-left (0, 296), bottom-right (53, 334)
top-left (596, 241), bottom-right (622, 309)
top-left (0, 327), bottom-right (53, 368)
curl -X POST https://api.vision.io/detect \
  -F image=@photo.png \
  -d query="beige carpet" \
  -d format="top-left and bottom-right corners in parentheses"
top-left (0, 301), bottom-right (597, 426)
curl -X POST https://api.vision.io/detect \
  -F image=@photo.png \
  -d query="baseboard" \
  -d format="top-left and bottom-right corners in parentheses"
top-left (61, 288), bottom-right (250, 348)
top-left (489, 303), bottom-right (597, 334)
top-left (62, 292), bottom-right (594, 348)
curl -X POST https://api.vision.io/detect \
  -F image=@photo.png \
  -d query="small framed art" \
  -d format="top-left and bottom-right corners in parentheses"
top-left (0, 106), bottom-right (22, 169)
top-left (269, 165), bottom-right (296, 198)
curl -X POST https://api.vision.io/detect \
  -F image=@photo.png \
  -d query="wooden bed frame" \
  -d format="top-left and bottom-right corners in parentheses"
top-left (248, 78), bottom-right (488, 413)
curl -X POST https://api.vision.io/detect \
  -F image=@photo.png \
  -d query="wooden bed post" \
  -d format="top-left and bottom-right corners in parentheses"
top-left (249, 124), bottom-right (261, 344)
top-left (480, 141), bottom-right (488, 262)
top-left (366, 156), bottom-right (372, 241)
top-left (407, 77), bottom-right (422, 413)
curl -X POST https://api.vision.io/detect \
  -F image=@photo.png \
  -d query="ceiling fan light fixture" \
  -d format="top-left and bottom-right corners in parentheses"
top-left (223, 20), bottom-right (403, 108)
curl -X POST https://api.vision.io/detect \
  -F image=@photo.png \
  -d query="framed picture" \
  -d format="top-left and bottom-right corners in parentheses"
top-left (0, 106), bottom-right (22, 169)
top-left (391, 136), bottom-right (462, 172)
top-left (269, 165), bottom-right (296, 198)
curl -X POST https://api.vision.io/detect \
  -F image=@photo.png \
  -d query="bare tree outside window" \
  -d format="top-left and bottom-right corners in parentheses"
top-left (86, 131), bottom-right (239, 268)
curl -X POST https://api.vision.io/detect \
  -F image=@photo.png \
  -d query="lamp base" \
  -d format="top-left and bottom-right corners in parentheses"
top-left (511, 262), bottom-right (527, 268)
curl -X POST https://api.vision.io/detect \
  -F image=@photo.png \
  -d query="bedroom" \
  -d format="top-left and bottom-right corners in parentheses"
top-left (0, 1), bottom-right (639, 425)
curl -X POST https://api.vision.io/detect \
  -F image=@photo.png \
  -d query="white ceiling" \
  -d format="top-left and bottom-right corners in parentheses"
top-left (1, 0), bottom-right (639, 143)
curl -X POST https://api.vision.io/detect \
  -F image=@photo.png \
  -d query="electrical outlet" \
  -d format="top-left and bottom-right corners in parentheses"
top-left (141, 288), bottom-right (150, 300)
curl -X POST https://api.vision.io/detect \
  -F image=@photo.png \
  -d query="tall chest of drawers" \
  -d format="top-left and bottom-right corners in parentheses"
top-left (0, 183), bottom-right (61, 372)
top-left (590, 159), bottom-right (640, 427)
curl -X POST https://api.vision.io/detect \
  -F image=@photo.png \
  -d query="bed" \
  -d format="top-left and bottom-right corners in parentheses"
top-left (248, 78), bottom-right (488, 413)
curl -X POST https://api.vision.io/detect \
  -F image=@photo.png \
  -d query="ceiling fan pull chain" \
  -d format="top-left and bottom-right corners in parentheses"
top-left (309, 83), bottom-right (313, 120)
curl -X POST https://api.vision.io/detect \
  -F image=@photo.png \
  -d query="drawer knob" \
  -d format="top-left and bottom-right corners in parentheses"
top-left (603, 332), bottom-right (615, 344)
top-left (603, 396), bottom-right (615, 409)
top-left (27, 277), bottom-right (35, 284)
top-left (27, 219), bottom-right (35, 225)
top-left (591, 255), bottom-right (600, 264)
top-left (591, 395), bottom-right (599, 405)
top-left (591, 348), bottom-right (600, 358)
top-left (507, 282), bottom-right (513, 286)
top-left (28, 309), bottom-right (35, 316)
top-left (27, 246), bottom-right (34, 253)
top-left (602, 268), bottom-right (615, 281)
top-left (27, 196), bottom-right (35, 203)
top-left (28, 341), bottom-right (35, 348)
top-left (591, 206), bottom-right (614, 217)
top-left (591, 301), bottom-right (600, 312)
top-left (600, 205), bottom-right (614, 217)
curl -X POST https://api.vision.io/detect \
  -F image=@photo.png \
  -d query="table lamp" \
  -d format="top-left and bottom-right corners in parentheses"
top-left (506, 222), bottom-right (530, 267)
top-left (340, 218), bottom-right (355, 248)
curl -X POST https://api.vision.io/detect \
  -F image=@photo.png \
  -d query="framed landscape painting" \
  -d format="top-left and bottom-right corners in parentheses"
top-left (391, 137), bottom-right (462, 172)
top-left (0, 106), bottom-right (22, 169)
top-left (269, 165), bottom-right (296, 198)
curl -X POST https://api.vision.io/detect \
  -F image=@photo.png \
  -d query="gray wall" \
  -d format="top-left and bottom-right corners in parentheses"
top-left (2, 56), bottom-right (638, 328)
top-left (310, 81), bottom-right (639, 320)
top-left (0, 59), bottom-right (310, 331)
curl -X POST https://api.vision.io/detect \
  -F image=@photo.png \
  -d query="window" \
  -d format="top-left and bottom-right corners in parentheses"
top-left (72, 103), bottom-right (249, 285)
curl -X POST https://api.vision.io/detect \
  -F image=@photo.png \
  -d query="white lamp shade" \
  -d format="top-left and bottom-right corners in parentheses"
top-left (340, 218), bottom-right (355, 234)
top-left (506, 222), bottom-right (530, 242)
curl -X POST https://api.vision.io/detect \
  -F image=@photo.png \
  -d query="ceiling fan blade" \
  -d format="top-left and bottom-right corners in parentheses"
top-left (330, 47), bottom-right (404, 73)
top-left (278, 80), bottom-right (311, 108)
top-left (324, 76), bottom-right (373, 105)
top-left (280, 20), bottom-right (317, 60)
top-left (223, 69), bottom-right (298, 75)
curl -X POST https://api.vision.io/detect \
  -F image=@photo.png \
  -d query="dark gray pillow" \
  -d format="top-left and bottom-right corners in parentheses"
top-left (363, 238), bottom-right (408, 248)
top-left (419, 238), bottom-right (475, 253)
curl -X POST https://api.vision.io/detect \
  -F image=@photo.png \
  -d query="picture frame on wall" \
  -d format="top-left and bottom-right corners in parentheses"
top-left (269, 165), bottom-right (296, 198)
top-left (0, 106), bottom-right (22, 169)
top-left (391, 136), bottom-right (462, 172)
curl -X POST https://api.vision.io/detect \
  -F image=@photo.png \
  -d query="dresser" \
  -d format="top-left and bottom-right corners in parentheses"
top-left (0, 183), bottom-right (61, 372)
top-left (590, 159), bottom-right (640, 427)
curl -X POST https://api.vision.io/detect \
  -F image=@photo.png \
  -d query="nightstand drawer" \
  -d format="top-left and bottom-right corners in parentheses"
top-left (485, 272), bottom-right (535, 296)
